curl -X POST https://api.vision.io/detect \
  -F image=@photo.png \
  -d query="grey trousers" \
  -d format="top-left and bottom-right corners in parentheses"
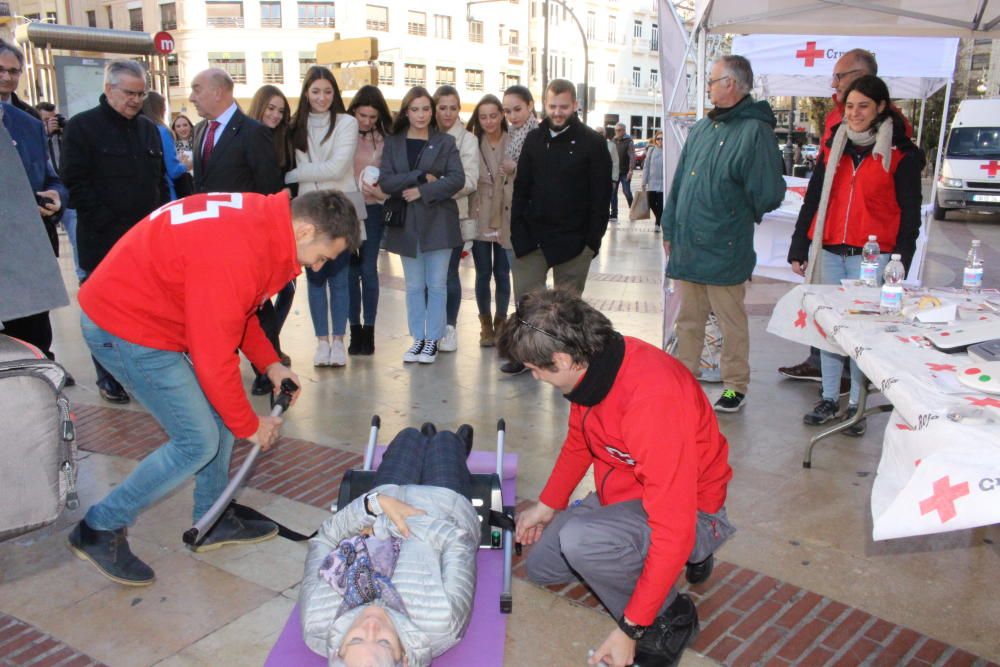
top-left (511, 248), bottom-right (593, 300)
top-left (524, 493), bottom-right (735, 619)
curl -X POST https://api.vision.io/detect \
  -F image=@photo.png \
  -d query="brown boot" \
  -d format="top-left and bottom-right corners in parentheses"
top-left (479, 313), bottom-right (495, 347)
top-left (493, 314), bottom-right (506, 340)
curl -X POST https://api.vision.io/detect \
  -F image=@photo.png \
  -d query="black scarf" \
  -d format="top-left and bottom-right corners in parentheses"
top-left (564, 333), bottom-right (626, 407)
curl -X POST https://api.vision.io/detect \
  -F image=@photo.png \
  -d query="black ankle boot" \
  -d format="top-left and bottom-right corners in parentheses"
top-left (361, 325), bottom-right (375, 355)
top-left (456, 424), bottom-right (474, 458)
top-left (635, 594), bottom-right (699, 665)
top-left (348, 324), bottom-right (364, 355)
top-left (67, 519), bottom-right (155, 586)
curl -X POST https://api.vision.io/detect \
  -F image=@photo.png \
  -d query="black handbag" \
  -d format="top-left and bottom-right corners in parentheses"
top-left (383, 196), bottom-right (407, 228)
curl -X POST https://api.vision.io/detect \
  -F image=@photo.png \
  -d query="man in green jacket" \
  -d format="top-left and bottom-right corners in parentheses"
top-left (662, 55), bottom-right (785, 413)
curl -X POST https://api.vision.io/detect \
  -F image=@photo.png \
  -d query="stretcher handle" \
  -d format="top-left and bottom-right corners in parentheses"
top-left (363, 414), bottom-right (381, 471)
top-left (183, 379), bottom-right (299, 546)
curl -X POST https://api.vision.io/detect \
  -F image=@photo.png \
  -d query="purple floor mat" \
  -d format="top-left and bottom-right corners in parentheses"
top-left (265, 449), bottom-right (517, 666)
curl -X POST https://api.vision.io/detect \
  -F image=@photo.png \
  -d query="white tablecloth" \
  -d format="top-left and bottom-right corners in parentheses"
top-left (767, 284), bottom-right (1000, 540)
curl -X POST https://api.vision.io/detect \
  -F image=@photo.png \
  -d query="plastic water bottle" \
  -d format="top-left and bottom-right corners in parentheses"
top-left (859, 235), bottom-right (880, 287)
top-left (963, 240), bottom-right (983, 294)
top-left (880, 254), bottom-right (905, 314)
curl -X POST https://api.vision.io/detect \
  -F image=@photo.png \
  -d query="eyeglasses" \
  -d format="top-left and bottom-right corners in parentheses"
top-left (114, 85), bottom-right (148, 101)
top-left (707, 75), bottom-right (730, 87)
top-left (832, 69), bottom-right (863, 83)
top-left (517, 318), bottom-right (568, 345)
top-left (0, 66), bottom-right (23, 77)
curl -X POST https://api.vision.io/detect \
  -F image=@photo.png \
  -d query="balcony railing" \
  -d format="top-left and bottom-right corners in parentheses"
top-left (299, 16), bottom-right (335, 27)
top-left (632, 37), bottom-right (651, 52)
top-left (366, 19), bottom-right (387, 31)
top-left (208, 16), bottom-right (245, 27)
top-left (407, 22), bottom-right (426, 35)
top-left (508, 44), bottom-right (524, 59)
top-left (261, 16), bottom-right (281, 27)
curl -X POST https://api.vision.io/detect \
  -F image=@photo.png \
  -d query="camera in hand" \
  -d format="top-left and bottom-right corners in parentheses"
top-left (35, 194), bottom-right (55, 208)
top-left (55, 114), bottom-right (66, 130)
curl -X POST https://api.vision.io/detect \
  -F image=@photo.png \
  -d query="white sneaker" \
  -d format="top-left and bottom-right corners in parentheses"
top-left (403, 339), bottom-right (424, 363)
top-left (314, 340), bottom-right (331, 367)
top-left (418, 339), bottom-right (439, 364)
top-left (439, 325), bottom-right (458, 352)
top-left (329, 338), bottom-right (347, 367)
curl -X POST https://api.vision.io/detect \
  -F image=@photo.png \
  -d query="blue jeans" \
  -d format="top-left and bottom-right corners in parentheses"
top-left (818, 250), bottom-right (889, 405)
top-left (80, 312), bottom-right (235, 529)
top-left (62, 208), bottom-right (86, 281)
top-left (445, 246), bottom-right (463, 327)
top-left (306, 251), bottom-right (350, 337)
top-left (349, 204), bottom-right (384, 327)
top-left (471, 240), bottom-right (511, 317)
top-left (610, 173), bottom-right (633, 217)
top-left (374, 427), bottom-right (472, 499)
top-left (402, 247), bottom-right (451, 341)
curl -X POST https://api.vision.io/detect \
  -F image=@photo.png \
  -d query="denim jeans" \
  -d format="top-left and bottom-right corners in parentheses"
top-left (349, 204), bottom-right (384, 327)
top-left (62, 208), bottom-right (86, 281)
top-left (374, 427), bottom-right (473, 499)
top-left (80, 312), bottom-right (235, 529)
top-left (402, 247), bottom-right (451, 341)
top-left (445, 246), bottom-right (463, 327)
top-left (471, 240), bottom-right (511, 317)
top-left (78, 273), bottom-right (122, 391)
top-left (818, 250), bottom-right (890, 405)
top-left (306, 251), bottom-right (350, 337)
top-left (610, 173), bottom-right (633, 217)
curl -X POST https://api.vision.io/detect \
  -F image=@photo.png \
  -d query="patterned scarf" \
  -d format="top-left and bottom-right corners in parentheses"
top-left (506, 115), bottom-right (539, 163)
top-left (319, 535), bottom-right (407, 618)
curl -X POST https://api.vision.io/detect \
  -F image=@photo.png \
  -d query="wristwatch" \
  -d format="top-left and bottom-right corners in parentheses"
top-left (363, 491), bottom-right (381, 517)
top-left (617, 615), bottom-right (648, 640)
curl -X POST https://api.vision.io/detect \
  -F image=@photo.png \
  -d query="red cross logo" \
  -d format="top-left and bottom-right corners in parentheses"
top-left (926, 362), bottom-right (956, 372)
top-left (965, 396), bottom-right (1000, 408)
top-left (796, 41), bottom-right (825, 67)
top-left (980, 160), bottom-right (1000, 177)
top-left (794, 310), bottom-right (807, 328)
top-left (895, 423), bottom-right (913, 431)
top-left (918, 476), bottom-right (970, 523)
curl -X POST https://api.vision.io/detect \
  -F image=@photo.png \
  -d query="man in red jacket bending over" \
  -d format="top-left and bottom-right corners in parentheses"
top-left (499, 289), bottom-right (735, 667)
top-left (69, 190), bottom-right (360, 586)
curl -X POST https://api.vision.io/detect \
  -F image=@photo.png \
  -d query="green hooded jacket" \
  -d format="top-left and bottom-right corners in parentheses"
top-left (662, 96), bottom-right (786, 285)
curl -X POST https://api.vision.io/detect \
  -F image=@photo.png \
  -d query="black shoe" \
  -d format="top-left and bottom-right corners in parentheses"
top-left (456, 424), bottom-right (474, 458)
top-left (500, 360), bottom-right (528, 375)
top-left (98, 381), bottom-right (130, 404)
top-left (361, 325), bottom-right (375, 355)
top-left (191, 508), bottom-right (278, 553)
top-left (67, 519), bottom-right (154, 586)
top-left (843, 406), bottom-right (867, 437)
top-left (348, 324), bottom-right (364, 355)
top-left (778, 361), bottom-right (821, 381)
top-left (804, 399), bottom-right (839, 425)
top-left (251, 374), bottom-right (273, 396)
top-left (635, 594), bottom-right (699, 666)
top-left (64, 371), bottom-right (76, 387)
top-left (685, 553), bottom-right (714, 585)
top-left (713, 389), bottom-right (746, 413)
top-left (421, 422), bottom-right (437, 437)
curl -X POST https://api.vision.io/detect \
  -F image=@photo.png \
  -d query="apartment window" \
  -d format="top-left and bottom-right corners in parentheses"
top-left (45, 11), bottom-right (57, 22)
top-left (631, 115), bottom-right (642, 138)
top-left (128, 7), bottom-right (143, 31)
top-left (651, 23), bottom-right (658, 50)
top-left (586, 11), bottom-right (596, 39)
top-left (508, 29), bottom-right (519, 46)
top-left (86, 10), bottom-right (97, 27)
top-left (505, 73), bottom-right (520, 87)
top-left (435, 66), bottom-right (456, 86)
top-left (530, 47), bottom-right (537, 77)
top-left (498, 72), bottom-right (507, 92)
top-left (468, 19), bottom-right (483, 43)
top-left (366, 5), bottom-right (388, 31)
top-left (631, 66), bottom-right (641, 87)
top-left (160, 3), bottom-right (177, 30)
top-left (434, 14), bottom-right (451, 39)
top-left (299, 55), bottom-right (317, 79)
top-left (378, 60), bottom-right (394, 86)
top-left (106, 6), bottom-right (113, 28)
top-left (24, 13), bottom-right (40, 21)
top-left (646, 115), bottom-right (661, 137)
top-left (974, 38), bottom-right (992, 46)
top-left (261, 2), bottom-right (281, 27)
top-left (650, 68), bottom-right (659, 88)
top-left (972, 53), bottom-right (991, 70)
top-left (206, 1), bottom-right (244, 27)
top-left (465, 68), bottom-right (484, 91)
top-left (262, 53), bottom-right (283, 83)
top-left (404, 63), bottom-right (426, 86)
top-left (633, 19), bottom-right (642, 39)
top-left (167, 55), bottom-right (179, 86)
top-left (208, 53), bottom-right (247, 83)
top-left (299, 2), bottom-right (335, 28)
top-left (607, 64), bottom-right (616, 84)
top-left (407, 10), bottom-right (426, 36)
top-left (608, 16), bottom-right (617, 43)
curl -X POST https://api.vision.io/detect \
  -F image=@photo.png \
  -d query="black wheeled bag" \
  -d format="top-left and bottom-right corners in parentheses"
top-left (0, 333), bottom-right (78, 541)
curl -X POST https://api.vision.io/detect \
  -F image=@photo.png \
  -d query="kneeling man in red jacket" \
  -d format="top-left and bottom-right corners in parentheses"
top-left (69, 190), bottom-right (360, 586)
top-left (499, 289), bottom-right (735, 667)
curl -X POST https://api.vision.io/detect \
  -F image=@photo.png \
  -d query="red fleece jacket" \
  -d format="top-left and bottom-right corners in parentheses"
top-left (79, 192), bottom-right (301, 439)
top-left (538, 337), bottom-right (732, 625)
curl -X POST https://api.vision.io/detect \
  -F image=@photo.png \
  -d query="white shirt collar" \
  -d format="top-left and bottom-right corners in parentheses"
top-left (211, 102), bottom-right (238, 131)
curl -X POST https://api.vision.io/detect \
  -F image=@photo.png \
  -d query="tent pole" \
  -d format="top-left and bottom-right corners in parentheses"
top-left (696, 27), bottom-right (706, 119)
top-left (917, 94), bottom-right (927, 146)
top-left (930, 78), bottom-right (952, 208)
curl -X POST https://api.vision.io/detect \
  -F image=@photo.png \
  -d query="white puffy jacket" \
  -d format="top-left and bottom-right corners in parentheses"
top-left (299, 484), bottom-right (480, 666)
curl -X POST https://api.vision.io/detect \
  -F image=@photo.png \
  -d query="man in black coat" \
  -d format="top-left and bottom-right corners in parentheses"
top-left (188, 68), bottom-right (283, 195)
top-left (61, 59), bottom-right (168, 403)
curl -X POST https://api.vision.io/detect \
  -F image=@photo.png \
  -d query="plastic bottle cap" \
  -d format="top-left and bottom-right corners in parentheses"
top-left (868, 235), bottom-right (877, 241)
top-left (891, 254), bottom-right (901, 260)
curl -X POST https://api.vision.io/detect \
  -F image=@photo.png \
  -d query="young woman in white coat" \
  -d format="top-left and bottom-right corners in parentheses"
top-left (433, 85), bottom-right (479, 354)
top-left (285, 66), bottom-right (364, 368)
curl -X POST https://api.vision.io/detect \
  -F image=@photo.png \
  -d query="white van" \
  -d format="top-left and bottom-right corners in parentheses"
top-left (934, 98), bottom-right (1000, 220)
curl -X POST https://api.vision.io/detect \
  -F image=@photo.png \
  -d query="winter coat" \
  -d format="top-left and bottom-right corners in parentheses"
top-left (285, 112), bottom-right (366, 220)
top-left (662, 96), bottom-right (786, 286)
top-left (642, 145), bottom-right (665, 192)
top-left (468, 132), bottom-right (513, 249)
top-left (300, 484), bottom-right (481, 667)
top-left (446, 122), bottom-right (479, 219)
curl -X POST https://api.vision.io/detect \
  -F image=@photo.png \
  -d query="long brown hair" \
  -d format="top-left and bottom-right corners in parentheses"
top-left (291, 65), bottom-right (346, 152)
top-left (171, 113), bottom-right (194, 141)
top-left (248, 84), bottom-right (292, 169)
top-left (391, 86), bottom-right (436, 135)
top-left (347, 84), bottom-right (393, 137)
top-left (466, 94), bottom-right (508, 138)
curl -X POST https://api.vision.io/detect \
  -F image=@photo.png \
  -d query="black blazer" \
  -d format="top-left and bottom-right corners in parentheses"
top-left (192, 108), bottom-right (283, 195)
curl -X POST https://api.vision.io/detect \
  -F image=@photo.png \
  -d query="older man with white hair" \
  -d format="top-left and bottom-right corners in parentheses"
top-left (62, 59), bottom-right (168, 404)
top-left (662, 55), bottom-right (786, 413)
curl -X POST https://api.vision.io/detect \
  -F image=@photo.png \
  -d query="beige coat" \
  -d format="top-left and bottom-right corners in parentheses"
top-left (468, 132), bottom-right (512, 249)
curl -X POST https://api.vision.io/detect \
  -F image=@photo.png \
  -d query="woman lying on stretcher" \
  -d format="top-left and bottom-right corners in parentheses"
top-left (299, 425), bottom-right (479, 667)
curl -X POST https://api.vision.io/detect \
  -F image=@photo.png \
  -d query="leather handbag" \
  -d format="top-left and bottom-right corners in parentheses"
top-left (383, 196), bottom-right (407, 228)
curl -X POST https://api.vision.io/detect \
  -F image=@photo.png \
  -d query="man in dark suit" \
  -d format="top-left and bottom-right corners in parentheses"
top-left (188, 68), bottom-right (283, 195)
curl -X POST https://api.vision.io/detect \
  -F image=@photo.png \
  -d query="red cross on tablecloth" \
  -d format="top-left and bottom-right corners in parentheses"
top-left (980, 160), bottom-right (1000, 177)
top-left (814, 320), bottom-right (827, 338)
top-left (926, 362), bottom-right (956, 372)
top-left (796, 41), bottom-right (824, 67)
top-left (964, 396), bottom-right (1000, 408)
top-left (794, 310), bottom-right (807, 328)
top-left (919, 476), bottom-right (970, 523)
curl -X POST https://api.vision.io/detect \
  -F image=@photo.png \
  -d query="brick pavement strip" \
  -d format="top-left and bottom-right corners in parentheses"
top-left (63, 405), bottom-right (997, 667)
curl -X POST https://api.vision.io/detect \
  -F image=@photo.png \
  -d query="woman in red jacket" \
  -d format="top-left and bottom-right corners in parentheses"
top-left (788, 75), bottom-right (924, 433)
